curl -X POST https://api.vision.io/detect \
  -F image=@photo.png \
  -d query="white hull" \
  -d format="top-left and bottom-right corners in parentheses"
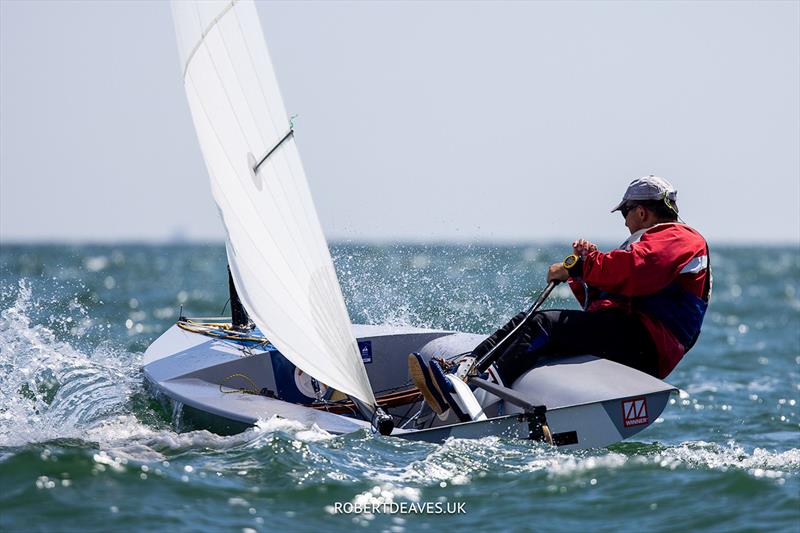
top-left (143, 322), bottom-right (676, 450)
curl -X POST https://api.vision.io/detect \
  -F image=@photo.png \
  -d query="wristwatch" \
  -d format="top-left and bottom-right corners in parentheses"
top-left (563, 253), bottom-right (583, 277)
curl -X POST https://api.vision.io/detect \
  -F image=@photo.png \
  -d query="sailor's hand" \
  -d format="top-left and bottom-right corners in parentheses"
top-left (572, 239), bottom-right (598, 257)
top-left (547, 263), bottom-right (569, 282)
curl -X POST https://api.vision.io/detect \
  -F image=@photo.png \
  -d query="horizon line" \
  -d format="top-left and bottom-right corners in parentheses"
top-left (1, 236), bottom-right (798, 248)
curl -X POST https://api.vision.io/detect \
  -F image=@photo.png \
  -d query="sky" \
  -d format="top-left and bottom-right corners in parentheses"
top-left (1, 0), bottom-right (798, 245)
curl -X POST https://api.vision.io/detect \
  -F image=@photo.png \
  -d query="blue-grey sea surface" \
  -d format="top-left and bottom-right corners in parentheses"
top-left (0, 243), bottom-right (798, 532)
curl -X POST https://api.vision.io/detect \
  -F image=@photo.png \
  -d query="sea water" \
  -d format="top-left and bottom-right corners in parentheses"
top-left (0, 243), bottom-right (797, 532)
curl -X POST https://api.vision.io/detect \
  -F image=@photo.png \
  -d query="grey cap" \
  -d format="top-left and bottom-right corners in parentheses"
top-left (611, 175), bottom-right (678, 213)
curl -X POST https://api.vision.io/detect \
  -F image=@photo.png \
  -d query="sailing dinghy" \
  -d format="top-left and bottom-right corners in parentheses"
top-left (143, 0), bottom-right (676, 450)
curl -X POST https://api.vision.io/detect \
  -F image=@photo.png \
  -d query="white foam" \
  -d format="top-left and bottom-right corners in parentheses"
top-left (649, 441), bottom-right (800, 475)
top-left (253, 415), bottom-right (333, 442)
top-left (372, 432), bottom-right (799, 487)
top-left (375, 435), bottom-right (528, 485)
top-left (519, 440), bottom-right (800, 479)
top-left (0, 280), bottom-right (143, 447)
top-left (0, 282), bottom-right (339, 463)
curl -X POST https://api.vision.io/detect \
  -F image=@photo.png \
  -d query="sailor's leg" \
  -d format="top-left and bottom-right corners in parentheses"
top-left (488, 311), bottom-right (556, 386)
top-left (412, 309), bottom-right (656, 419)
top-left (491, 309), bottom-right (659, 385)
top-left (471, 311), bottom-right (529, 366)
top-left (539, 309), bottom-right (659, 376)
top-left (456, 311), bottom-right (556, 410)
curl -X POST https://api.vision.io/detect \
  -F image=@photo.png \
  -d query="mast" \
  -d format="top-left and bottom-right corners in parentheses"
top-left (227, 266), bottom-right (251, 330)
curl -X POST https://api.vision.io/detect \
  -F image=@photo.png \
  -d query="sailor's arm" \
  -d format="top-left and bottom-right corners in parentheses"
top-left (566, 239), bottom-right (597, 304)
top-left (547, 237), bottom-right (599, 285)
top-left (580, 227), bottom-right (697, 296)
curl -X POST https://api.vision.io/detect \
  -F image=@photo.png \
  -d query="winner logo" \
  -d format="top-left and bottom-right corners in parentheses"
top-left (621, 397), bottom-right (648, 427)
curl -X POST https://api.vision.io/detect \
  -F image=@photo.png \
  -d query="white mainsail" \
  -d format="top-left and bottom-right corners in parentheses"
top-left (171, 0), bottom-right (376, 406)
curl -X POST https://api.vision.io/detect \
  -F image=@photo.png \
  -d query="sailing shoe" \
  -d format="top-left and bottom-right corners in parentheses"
top-left (408, 353), bottom-right (451, 415)
top-left (428, 359), bottom-right (471, 422)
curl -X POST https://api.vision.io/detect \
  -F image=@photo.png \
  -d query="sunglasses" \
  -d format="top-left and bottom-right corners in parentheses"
top-left (620, 203), bottom-right (639, 217)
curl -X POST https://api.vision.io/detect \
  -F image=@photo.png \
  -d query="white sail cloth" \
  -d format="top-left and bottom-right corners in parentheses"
top-left (171, 0), bottom-right (376, 406)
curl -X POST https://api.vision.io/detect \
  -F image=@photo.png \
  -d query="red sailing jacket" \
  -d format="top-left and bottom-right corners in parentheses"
top-left (568, 223), bottom-right (710, 378)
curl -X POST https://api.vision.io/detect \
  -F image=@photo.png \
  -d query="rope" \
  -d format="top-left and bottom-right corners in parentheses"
top-left (219, 373), bottom-right (260, 395)
top-left (176, 318), bottom-right (268, 343)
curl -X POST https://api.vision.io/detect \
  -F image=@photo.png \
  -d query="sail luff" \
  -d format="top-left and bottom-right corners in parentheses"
top-left (184, 63), bottom-right (372, 403)
top-left (182, 78), bottom-right (325, 330)
top-left (172, 0), bottom-right (377, 406)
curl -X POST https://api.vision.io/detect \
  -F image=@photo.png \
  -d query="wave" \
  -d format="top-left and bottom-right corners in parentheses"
top-left (1, 280), bottom-right (796, 494)
top-left (0, 280), bottom-right (143, 447)
top-left (369, 436), bottom-right (799, 488)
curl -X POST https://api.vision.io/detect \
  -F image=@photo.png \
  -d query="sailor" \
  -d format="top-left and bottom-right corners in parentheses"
top-left (409, 176), bottom-right (711, 419)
